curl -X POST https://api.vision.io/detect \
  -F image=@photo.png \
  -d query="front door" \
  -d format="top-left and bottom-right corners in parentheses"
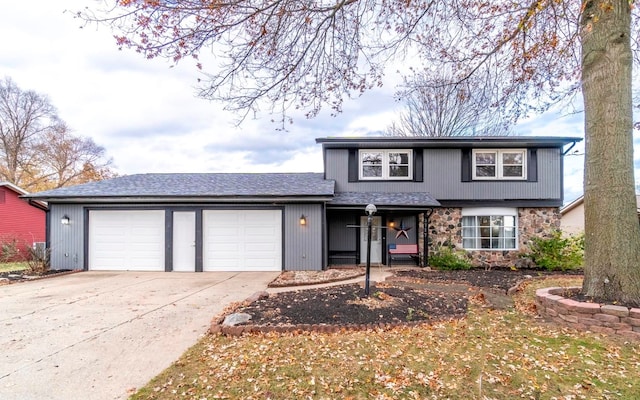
top-left (173, 211), bottom-right (196, 272)
top-left (360, 216), bottom-right (382, 264)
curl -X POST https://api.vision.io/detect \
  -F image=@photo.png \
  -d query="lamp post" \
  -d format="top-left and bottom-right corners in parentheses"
top-left (364, 203), bottom-right (377, 297)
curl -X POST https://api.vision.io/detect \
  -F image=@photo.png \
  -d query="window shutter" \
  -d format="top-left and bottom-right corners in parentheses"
top-left (348, 149), bottom-right (358, 182)
top-left (414, 150), bottom-right (423, 182)
top-left (527, 149), bottom-right (538, 182)
top-left (461, 148), bottom-right (472, 182)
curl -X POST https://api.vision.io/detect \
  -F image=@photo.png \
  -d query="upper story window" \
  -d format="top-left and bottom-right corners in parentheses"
top-left (472, 149), bottom-right (526, 180)
top-left (359, 150), bottom-right (413, 180)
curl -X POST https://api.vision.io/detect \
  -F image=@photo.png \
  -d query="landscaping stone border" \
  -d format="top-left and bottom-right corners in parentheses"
top-left (536, 287), bottom-right (640, 341)
top-left (210, 315), bottom-right (447, 336)
top-left (0, 269), bottom-right (82, 285)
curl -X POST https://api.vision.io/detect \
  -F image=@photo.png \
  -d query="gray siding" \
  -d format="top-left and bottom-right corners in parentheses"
top-left (49, 204), bottom-right (85, 270)
top-left (48, 202), bottom-right (324, 272)
top-left (283, 204), bottom-right (323, 271)
top-left (325, 147), bottom-right (562, 201)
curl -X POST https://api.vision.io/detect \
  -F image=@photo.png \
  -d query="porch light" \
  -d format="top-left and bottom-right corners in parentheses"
top-left (61, 215), bottom-right (70, 225)
top-left (365, 203), bottom-right (377, 216)
top-left (388, 219), bottom-right (395, 228)
top-left (299, 214), bottom-right (307, 226)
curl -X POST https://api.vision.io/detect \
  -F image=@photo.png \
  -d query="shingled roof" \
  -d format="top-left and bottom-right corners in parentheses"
top-left (329, 192), bottom-right (440, 208)
top-left (24, 173), bottom-right (335, 200)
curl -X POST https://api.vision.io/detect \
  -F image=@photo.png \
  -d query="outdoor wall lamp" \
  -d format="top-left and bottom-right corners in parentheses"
top-left (388, 219), bottom-right (395, 228)
top-left (61, 215), bottom-right (70, 225)
top-left (299, 214), bottom-right (307, 226)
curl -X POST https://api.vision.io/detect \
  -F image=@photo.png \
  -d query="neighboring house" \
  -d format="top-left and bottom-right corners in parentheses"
top-left (24, 136), bottom-right (580, 272)
top-left (0, 182), bottom-right (47, 261)
top-left (560, 194), bottom-right (640, 235)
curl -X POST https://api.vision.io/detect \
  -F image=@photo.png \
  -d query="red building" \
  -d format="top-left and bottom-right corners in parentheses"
top-left (0, 182), bottom-right (47, 261)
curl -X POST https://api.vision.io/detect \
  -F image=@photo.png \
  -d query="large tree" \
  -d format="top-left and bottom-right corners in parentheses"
top-left (83, 0), bottom-right (640, 305)
top-left (0, 77), bottom-right (116, 191)
top-left (387, 70), bottom-right (512, 137)
top-left (0, 77), bottom-right (59, 186)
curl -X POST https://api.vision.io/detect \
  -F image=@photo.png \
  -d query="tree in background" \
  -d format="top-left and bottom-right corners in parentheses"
top-left (387, 69), bottom-right (512, 137)
top-left (0, 77), bottom-right (115, 192)
top-left (82, 1), bottom-right (640, 305)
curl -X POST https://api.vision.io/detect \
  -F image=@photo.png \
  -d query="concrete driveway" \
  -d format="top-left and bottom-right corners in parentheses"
top-left (0, 271), bottom-right (279, 400)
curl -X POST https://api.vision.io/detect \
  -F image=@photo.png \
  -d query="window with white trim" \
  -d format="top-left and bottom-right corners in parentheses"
top-left (359, 150), bottom-right (412, 180)
top-left (462, 208), bottom-right (517, 250)
top-left (472, 149), bottom-right (526, 180)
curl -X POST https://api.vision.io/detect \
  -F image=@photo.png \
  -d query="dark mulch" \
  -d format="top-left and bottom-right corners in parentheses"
top-left (393, 268), bottom-right (583, 293)
top-left (234, 268), bottom-right (581, 327)
top-left (238, 283), bottom-right (469, 326)
top-left (0, 269), bottom-right (74, 284)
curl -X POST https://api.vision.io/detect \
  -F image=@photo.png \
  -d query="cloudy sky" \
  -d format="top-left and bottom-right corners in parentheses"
top-left (0, 1), bottom-right (597, 203)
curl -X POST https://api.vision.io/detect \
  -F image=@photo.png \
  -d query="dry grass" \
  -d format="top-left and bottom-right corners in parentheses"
top-left (0, 261), bottom-right (27, 273)
top-left (130, 276), bottom-right (640, 400)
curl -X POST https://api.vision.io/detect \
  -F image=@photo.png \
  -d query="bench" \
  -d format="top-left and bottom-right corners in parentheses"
top-left (388, 244), bottom-right (420, 267)
top-left (328, 251), bottom-right (358, 265)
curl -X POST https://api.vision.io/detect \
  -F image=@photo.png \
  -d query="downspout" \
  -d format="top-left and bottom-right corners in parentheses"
top-left (423, 208), bottom-right (434, 267)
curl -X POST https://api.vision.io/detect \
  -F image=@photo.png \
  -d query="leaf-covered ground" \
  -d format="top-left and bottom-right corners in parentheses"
top-left (233, 268), bottom-right (581, 327)
top-left (130, 274), bottom-right (640, 400)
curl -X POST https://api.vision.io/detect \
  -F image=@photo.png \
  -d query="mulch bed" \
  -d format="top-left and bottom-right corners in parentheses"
top-left (227, 268), bottom-right (583, 331)
top-left (238, 282), bottom-right (469, 326)
top-left (392, 268), bottom-right (583, 293)
top-left (0, 269), bottom-right (76, 285)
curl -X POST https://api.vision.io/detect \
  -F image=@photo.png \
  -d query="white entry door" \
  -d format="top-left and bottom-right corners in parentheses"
top-left (173, 211), bottom-right (196, 272)
top-left (360, 216), bottom-right (382, 264)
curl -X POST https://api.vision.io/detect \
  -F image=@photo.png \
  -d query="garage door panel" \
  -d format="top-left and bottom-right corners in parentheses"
top-left (89, 210), bottom-right (165, 271)
top-left (203, 210), bottom-right (281, 272)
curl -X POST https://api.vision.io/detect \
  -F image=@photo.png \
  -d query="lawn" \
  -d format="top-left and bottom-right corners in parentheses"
top-left (0, 261), bottom-right (28, 273)
top-left (131, 276), bottom-right (640, 400)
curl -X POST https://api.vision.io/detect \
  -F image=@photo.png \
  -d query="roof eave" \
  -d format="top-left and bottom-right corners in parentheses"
top-left (33, 195), bottom-right (335, 204)
top-left (316, 136), bottom-right (583, 149)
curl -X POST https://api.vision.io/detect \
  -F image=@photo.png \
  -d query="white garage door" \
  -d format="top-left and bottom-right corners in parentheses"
top-left (203, 210), bottom-right (282, 271)
top-left (89, 210), bottom-right (165, 271)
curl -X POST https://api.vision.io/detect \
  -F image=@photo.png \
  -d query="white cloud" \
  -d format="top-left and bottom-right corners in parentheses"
top-left (0, 0), bottom-right (612, 205)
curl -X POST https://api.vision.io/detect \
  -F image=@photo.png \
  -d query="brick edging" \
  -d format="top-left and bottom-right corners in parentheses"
top-left (210, 318), bottom-right (446, 336)
top-left (536, 287), bottom-right (640, 341)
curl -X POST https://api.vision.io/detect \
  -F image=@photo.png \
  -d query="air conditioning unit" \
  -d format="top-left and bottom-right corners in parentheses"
top-left (32, 242), bottom-right (47, 258)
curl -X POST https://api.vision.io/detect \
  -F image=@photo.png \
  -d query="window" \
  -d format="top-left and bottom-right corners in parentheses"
top-left (472, 149), bottom-right (526, 180)
top-left (359, 150), bottom-right (412, 180)
top-left (462, 208), bottom-right (517, 250)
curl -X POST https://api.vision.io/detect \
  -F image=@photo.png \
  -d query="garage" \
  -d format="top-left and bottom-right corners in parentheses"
top-left (203, 210), bottom-right (282, 271)
top-left (88, 210), bottom-right (165, 271)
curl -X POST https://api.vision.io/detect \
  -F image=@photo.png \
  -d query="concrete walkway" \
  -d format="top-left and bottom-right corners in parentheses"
top-left (0, 271), bottom-right (278, 400)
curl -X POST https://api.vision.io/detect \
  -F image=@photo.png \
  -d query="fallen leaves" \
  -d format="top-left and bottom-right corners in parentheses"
top-left (131, 275), bottom-right (640, 400)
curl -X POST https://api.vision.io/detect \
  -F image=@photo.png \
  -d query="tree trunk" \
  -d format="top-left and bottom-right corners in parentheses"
top-left (580, 0), bottom-right (640, 306)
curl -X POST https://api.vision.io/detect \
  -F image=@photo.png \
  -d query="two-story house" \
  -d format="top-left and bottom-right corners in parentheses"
top-left (24, 136), bottom-right (580, 272)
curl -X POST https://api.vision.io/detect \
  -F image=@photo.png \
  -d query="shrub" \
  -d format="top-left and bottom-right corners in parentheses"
top-left (523, 230), bottom-right (584, 271)
top-left (24, 246), bottom-right (50, 276)
top-left (0, 237), bottom-right (24, 263)
top-left (428, 244), bottom-right (471, 270)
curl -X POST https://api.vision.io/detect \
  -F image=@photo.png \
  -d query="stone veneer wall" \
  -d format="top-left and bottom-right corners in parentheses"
top-left (424, 207), bottom-right (561, 268)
